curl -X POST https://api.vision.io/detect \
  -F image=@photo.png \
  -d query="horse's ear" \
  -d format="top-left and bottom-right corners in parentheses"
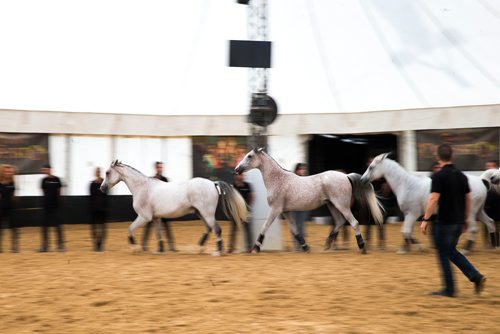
top-left (381, 152), bottom-right (393, 160)
top-left (257, 147), bottom-right (265, 153)
top-left (111, 159), bottom-right (118, 167)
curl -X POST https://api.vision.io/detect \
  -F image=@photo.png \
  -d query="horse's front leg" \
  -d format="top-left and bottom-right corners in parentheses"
top-left (283, 212), bottom-right (310, 252)
top-left (252, 208), bottom-right (281, 253)
top-left (399, 212), bottom-right (419, 255)
top-left (128, 216), bottom-right (150, 252)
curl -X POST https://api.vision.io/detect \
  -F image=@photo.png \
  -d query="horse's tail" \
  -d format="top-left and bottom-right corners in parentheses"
top-left (215, 181), bottom-right (249, 226)
top-left (347, 173), bottom-right (384, 225)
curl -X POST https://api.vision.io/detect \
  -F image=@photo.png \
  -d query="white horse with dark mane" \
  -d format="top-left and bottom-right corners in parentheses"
top-left (234, 148), bottom-right (384, 254)
top-left (360, 153), bottom-right (497, 254)
top-left (100, 160), bottom-right (248, 255)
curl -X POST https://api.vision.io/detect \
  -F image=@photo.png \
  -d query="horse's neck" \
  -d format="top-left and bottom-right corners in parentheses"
top-left (119, 166), bottom-right (148, 195)
top-left (258, 154), bottom-right (289, 189)
top-left (381, 160), bottom-right (421, 197)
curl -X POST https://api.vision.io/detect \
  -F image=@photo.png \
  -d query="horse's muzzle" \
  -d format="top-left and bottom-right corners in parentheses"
top-left (100, 184), bottom-right (108, 193)
top-left (234, 166), bottom-right (244, 175)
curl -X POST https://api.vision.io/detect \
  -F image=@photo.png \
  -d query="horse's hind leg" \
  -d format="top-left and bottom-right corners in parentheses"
top-left (203, 215), bottom-right (223, 256)
top-left (196, 212), bottom-right (212, 252)
top-left (282, 212), bottom-right (309, 252)
top-left (324, 203), bottom-right (346, 250)
top-left (478, 209), bottom-right (497, 248)
top-left (154, 218), bottom-right (165, 253)
top-left (334, 205), bottom-right (367, 254)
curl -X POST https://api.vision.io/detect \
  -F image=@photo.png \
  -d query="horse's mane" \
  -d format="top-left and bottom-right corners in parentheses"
top-left (114, 161), bottom-right (146, 177)
top-left (259, 150), bottom-right (294, 174)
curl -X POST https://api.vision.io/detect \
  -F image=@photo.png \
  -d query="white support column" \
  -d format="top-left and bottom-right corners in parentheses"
top-left (399, 130), bottom-right (417, 172)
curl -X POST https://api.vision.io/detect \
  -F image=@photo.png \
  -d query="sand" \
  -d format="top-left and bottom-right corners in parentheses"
top-left (0, 221), bottom-right (498, 333)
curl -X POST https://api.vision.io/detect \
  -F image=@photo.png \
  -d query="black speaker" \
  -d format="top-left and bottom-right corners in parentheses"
top-left (229, 40), bottom-right (272, 68)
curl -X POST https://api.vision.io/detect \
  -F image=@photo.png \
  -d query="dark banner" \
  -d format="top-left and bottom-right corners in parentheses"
top-left (192, 136), bottom-right (248, 182)
top-left (0, 133), bottom-right (49, 174)
top-left (416, 128), bottom-right (499, 171)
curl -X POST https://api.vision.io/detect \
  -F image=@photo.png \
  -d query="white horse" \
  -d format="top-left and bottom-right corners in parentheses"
top-left (100, 160), bottom-right (248, 255)
top-left (360, 153), bottom-right (496, 254)
top-left (234, 148), bottom-right (384, 254)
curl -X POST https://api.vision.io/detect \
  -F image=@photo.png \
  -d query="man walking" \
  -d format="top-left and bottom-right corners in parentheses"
top-left (420, 144), bottom-right (486, 297)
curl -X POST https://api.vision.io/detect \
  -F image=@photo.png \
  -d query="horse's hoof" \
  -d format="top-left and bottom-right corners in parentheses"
top-left (302, 244), bottom-right (310, 253)
top-left (396, 248), bottom-right (408, 255)
top-left (416, 244), bottom-right (427, 253)
top-left (251, 245), bottom-right (261, 254)
top-left (198, 247), bottom-right (205, 255)
top-left (130, 245), bottom-right (141, 253)
top-left (323, 242), bottom-right (331, 251)
top-left (360, 248), bottom-right (367, 254)
top-left (212, 251), bottom-right (222, 257)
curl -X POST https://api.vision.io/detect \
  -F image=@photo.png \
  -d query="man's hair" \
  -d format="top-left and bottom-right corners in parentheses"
top-left (155, 161), bottom-right (163, 167)
top-left (437, 144), bottom-right (453, 162)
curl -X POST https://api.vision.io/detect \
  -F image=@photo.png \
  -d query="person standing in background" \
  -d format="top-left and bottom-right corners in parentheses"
top-left (292, 163), bottom-right (309, 251)
top-left (228, 172), bottom-right (254, 253)
top-left (142, 161), bottom-right (176, 253)
top-left (90, 167), bottom-right (108, 252)
top-left (39, 164), bottom-right (64, 252)
top-left (0, 165), bottom-right (19, 253)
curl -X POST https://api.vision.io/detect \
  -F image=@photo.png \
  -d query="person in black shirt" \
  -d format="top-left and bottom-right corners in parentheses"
top-left (420, 144), bottom-right (486, 297)
top-left (39, 164), bottom-right (64, 252)
top-left (141, 161), bottom-right (176, 252)
top-left (90, 167), bottom-right (108, 251)
top-left (0, 164), bottom-right (19, 253)
top-left (228, 172), bottom-right (254, 253)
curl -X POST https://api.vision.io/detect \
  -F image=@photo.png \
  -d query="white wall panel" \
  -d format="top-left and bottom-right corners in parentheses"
top-left (67, 136), bottom-right (112, 196)
top-left (163, 137), bottom-right (192, 181)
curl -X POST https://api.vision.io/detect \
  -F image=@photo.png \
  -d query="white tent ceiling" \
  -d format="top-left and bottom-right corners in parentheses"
top-left (0, 0), bottom-right (499, 116)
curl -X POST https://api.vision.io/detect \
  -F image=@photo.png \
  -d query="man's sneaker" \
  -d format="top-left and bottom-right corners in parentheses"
top-left (474, 275), bottom-right (486, 295)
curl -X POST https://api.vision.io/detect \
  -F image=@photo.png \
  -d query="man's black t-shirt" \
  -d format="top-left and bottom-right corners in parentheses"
top-left (233, 181), bottom-right (253, 205)
top-left (41, 176), bottom-right (62, 209)
top-left (0, 181), bottom-right (15, 210)
top-left (90, 180), bottom-right (107, 212)
top-left (153, 174), bottom-right (168, 183)
top-left (431, 164), bottom-right (470, 225)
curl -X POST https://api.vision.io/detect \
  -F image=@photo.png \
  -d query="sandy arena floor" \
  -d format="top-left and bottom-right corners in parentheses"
top-left (0, 220), bottom-right (499, 333)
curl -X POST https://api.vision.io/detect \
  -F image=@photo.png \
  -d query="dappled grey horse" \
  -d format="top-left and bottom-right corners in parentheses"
top-left (360, 153), bottom-right (496, 254)
top-left (100, 160), bottom-right (248, 255)
top-left (234, 148), bottom-right (384, 254)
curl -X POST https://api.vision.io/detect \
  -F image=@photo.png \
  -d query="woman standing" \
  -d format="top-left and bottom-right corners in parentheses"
top-left (0, 164), bottom-right (19, 253)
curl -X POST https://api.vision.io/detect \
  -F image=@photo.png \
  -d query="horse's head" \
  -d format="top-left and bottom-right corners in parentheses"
top-left (234, 147), bottom-right (265, 174)
top-left (360, 152), bottom-right (391, 183)
top-left (491, 169), bottom-right (500, 185)
top-left (100, 160), bottom-right (123, 192)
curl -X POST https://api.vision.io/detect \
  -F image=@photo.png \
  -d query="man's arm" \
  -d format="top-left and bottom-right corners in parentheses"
top-left (420, 192), bottom-right (440, 235)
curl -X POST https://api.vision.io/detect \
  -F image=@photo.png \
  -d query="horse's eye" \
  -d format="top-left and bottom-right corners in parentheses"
top-left (106, 171), bottom-right (110, 176)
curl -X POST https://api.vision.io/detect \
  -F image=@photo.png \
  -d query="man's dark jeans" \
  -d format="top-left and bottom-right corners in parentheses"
top-left (432, 223), bottom-right (480, 295)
